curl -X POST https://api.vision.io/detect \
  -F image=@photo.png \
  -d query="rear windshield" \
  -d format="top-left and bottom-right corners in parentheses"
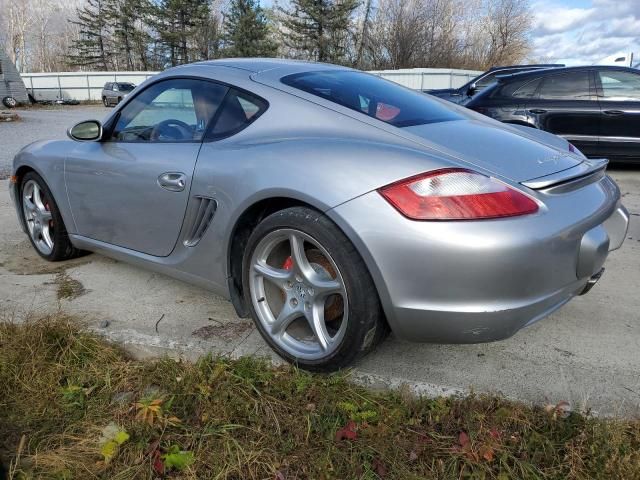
top-left (281, 70), bottom-right (463, 128)
top-left (118, 83), bottom-right (135, 91)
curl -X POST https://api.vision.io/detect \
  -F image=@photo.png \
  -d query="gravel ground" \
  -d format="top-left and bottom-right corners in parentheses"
top-left (0, 105), bottom-right (107, 178)
top-left (1, 104), bottom-right (639, 416)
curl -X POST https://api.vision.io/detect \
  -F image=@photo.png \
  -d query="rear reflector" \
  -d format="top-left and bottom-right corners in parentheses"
top-left (378, 169), bottom-right (539, 220)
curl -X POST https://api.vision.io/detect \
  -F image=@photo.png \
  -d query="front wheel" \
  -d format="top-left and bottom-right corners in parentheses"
top-left (102, 96), bottom-right (109, 107)
top-left (20, 172), bottom-right (85, 261)
top-left (242, 207), bottom-right (387, 371)
top-left (2, 96), bottom-right (17, 108)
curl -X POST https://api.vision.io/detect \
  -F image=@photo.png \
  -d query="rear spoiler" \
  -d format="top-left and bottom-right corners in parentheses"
top-left (521, 158), bottom-right (608, 190)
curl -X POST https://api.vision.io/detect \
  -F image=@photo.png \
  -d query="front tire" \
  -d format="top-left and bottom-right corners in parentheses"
top-left (20, 172), bottom-right (84, 261)
top-left (242, 207), bottom-right (387, 371)
top-left (2, 96), bottom-right (17, 108)
top-left (102, 96), bottom-right (109, 107)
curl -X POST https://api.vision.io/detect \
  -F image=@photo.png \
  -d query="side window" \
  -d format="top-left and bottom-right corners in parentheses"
top-left (477, 69), bottom-right (527, 89)
top-left (111, 78), bottom-right (228, 143)
top-left (539, 72), bottom-right (591, 100)
top-left (512, 77), bottom-right (542, 98)
top-left (475, 72), bottom-right (498, 89)
top-left (598, 71), bottom-right (640, 100)
top-left (105, 83), bottom-right (112, 91)
top-left (207, 89), bottom-right (267, 139)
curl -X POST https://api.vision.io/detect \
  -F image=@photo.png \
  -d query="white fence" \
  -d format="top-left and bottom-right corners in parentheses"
top-left (21, 67), bottom-right (482, 101)
top-left (370, 68), bottom-right (481, 90)
top-left (21, 71), bottom-right (158, 102)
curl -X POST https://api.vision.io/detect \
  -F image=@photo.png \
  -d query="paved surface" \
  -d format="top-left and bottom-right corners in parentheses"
top-left (1, 106), bottom-right (639, 417)
top-left (0, 105), bottom-right (106, 177)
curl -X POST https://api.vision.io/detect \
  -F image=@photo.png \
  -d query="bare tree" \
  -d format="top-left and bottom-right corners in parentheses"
top-left (0, 0), bottom-right (83, 72)
top-left (484, 0), bottom-right (531, 67)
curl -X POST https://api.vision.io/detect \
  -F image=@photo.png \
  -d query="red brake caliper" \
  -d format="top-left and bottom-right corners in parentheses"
top-left (282, 256), bottom-right (293, 271)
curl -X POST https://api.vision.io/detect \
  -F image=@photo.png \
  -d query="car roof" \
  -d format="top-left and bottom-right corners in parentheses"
top-left (188, 58), bottom-right (350, 75)
top-left (496, 65), bottom-right (640, 83)
top-left (485, 64), bottom-right (564, 72)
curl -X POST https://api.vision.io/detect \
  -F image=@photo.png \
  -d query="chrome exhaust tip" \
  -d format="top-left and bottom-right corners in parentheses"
top-left (580, 268), bottom-right (605, 296)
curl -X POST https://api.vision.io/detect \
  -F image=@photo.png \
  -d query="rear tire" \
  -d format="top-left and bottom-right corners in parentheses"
top-left (102, 96), bottom-right (109, 107)
top-left (242, 207), bottom-right (388, 372)
top-left (20, 172), bottom-right (85, 262)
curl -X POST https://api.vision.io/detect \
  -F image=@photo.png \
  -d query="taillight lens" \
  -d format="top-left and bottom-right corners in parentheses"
top-left (378, 169), bottom-right (539, 220)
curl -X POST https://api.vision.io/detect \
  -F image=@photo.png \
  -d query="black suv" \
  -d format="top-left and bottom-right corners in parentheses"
top-left (466, 66), bottom-right (640, 162)
top-left (424, 64), bottom-right (563, 105)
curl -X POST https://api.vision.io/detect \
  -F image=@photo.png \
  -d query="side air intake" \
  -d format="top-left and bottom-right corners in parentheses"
top-left (183, 196), bottom-right (218, 247)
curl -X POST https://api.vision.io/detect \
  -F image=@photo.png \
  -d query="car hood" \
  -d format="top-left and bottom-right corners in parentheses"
top-left (401, 119), bottom-right (583, 183)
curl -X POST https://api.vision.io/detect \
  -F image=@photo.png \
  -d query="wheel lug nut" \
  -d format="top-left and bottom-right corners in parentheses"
top-left (295, 275), bottom-right (302, 282)
top-left (286, 281), bottom-right (293, 288)
top-left (290, 298), bottom-right (298, 307)
top-left (305, 301), bottom-right (311, 310)
top-left (307, 287), bottom-right (314, 296)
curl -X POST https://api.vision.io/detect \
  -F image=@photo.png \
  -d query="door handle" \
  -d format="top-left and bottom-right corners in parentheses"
top-left (528, 109), bottom-right (547, 114)
top-left (158, 172), bottom-right (187, 192)
top-left (603, 110), bottom-right (624, 116)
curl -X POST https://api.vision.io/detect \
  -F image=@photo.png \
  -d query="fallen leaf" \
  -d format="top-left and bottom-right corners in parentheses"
top-left (409, 450), bottom-right (418, 462)
top-left (489, 428), bottom-right (501, 439)
top-left (275, 471), bottom-right (285, 480)
top-left (481, 445), bottom-right (495, 462)
top-left (458, 431), bottom-right (470, 448)
top-left (372, 457), bottom-right (387, 477)
top-left (335, 420), bottom-right (357, 441)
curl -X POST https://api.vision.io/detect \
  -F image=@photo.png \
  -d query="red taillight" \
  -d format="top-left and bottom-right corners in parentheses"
top-left (378, 169), bottom-right (539, 220)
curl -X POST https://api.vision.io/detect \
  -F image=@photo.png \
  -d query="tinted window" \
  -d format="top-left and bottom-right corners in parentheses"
top-left (117, 83), bottom-right (135, 92)
top-left (208, 89), bottom-right (268, 139)
top-left (598, 70), bottom-right (640, 100)
top-left (512, 77), bottom-right (542, 98)
top-left (112, 78), bottom-right (228, 142)
top-left (539, 72), bottom-right (591, 100)
top-left (475, 72), bottom-right (499, 88)
top-left (105, 83), bottom-right (112, 90)
top-left (282, 70), bottom-right (463, 127)
top-left (476, 69), bottom-right (523, 88)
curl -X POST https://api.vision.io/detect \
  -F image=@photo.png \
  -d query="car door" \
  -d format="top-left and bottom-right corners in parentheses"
top-left (65, 77), bottom-right (228, 256)
top-left (524, 70), bottom-right (600, 157)
top-left (595, 69), bottom-right (640, 160)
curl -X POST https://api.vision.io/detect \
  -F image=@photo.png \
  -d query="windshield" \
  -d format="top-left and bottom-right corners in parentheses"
top-left (118, 83), bottom-right (135, 92)
top-left (281, 70), bottom-right (463, 128)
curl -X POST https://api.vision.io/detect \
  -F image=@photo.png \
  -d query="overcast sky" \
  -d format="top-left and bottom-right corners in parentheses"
top-left (531, 0), bottom-right (640, 65)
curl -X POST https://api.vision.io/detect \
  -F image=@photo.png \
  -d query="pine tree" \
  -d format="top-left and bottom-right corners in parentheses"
top-left (279, 0), bottom-right (359, 63)
top-left (68, 0), bottom-right (114, 70)
top-left (222, 0), bottom-right (277, 58)
top-left (154, 0), bottom-right (211, 66)
top-left (105, 0), bottom-right (153, 70)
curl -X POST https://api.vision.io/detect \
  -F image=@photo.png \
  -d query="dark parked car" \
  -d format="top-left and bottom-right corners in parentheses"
top-left (466, 65), bottom-right (640, 162)
top-left (101, 82), bottom-right (136, 107)
top-left (424, 64), bottom-right (564, 104)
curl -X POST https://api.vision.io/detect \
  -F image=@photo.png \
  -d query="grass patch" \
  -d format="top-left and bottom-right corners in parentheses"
top-left (55, 273), bottom-right (86, 300)
top-left (1, 315), bottom-right (639, 479)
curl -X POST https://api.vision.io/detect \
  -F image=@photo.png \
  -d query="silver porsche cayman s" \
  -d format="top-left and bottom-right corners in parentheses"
top-left (10, 59), bottom-right (629, 370)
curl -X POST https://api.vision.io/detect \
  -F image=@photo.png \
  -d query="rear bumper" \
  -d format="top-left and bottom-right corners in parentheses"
top-left (329, 175), bottom-right (628, 343)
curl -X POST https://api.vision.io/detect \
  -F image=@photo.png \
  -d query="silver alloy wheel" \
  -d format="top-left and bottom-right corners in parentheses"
top-left (22, 179), bottom-right (54, 255)
top-left (249, 228), bottom-right (349, 360)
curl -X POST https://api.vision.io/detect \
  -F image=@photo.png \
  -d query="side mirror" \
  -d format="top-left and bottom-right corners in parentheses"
top-left (467, 83), bottom-right (477, 96)
top-left (67, 120), bottom-right (103, 142)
